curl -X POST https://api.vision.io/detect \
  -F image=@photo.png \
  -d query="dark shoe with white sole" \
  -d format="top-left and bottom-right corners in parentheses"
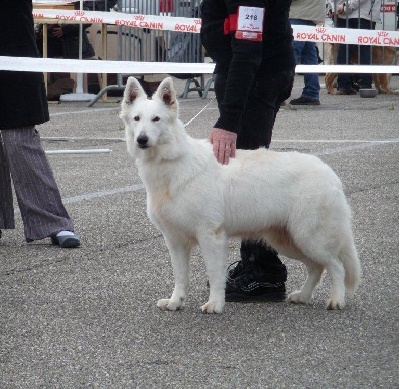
top-left (225, 260), bottom-right (286, 302)
top-left (289, 96), bottom-right (320, 105)
top-left (51, 233), bottom-right (80, 248)
top-left (336, 87), bottom-right (358, 95)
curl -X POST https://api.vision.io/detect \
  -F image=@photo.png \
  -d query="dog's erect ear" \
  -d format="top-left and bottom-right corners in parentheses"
top-left (155, 77), bottom-right (177, 110)
top-left (123, 76), bottom-right (146, 105)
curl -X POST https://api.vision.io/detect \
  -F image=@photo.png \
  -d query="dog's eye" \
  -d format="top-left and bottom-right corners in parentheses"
top-left (152, 116), bottom-right (160, 122)
top-left (133, 116), bottom-right (140, 121)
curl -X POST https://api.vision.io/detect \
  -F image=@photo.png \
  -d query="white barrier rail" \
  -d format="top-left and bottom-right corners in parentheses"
top-left (32, 8), bottom-right (399, 47)
top-left (0, 56), bottom-right (399, 74)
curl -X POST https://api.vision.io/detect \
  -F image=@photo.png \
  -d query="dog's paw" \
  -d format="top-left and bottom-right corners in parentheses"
top-left (157, 298), bottom-right (183, 311)
top-left (288, 291), bottom-right (310, 305)
top-left (200, 300), bottom-right (224, 314)
top-left (326, 298), bottom-right (345, 310)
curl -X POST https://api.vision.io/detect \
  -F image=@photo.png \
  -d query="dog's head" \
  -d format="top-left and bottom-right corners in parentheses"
top-left (120, 77), bottom-right (179, 158)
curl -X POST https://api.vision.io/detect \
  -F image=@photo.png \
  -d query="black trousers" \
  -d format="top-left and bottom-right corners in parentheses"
top-left (214, 69), bottom-right (294, 149)
top-left (214, 68), bottom-right (294, 280)
top-left (335, 18), bottom-right (375, 89)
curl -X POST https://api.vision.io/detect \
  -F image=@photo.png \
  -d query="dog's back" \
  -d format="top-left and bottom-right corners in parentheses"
top-left (220, 149), bottom-right (344, 234)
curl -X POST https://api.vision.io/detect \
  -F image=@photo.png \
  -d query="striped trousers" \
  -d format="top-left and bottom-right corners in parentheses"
top-left (0, 127), bottom-right (74, 242)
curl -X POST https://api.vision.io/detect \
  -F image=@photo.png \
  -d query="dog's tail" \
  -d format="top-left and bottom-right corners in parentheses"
top-left (339, 234), bottom-right (361, 296)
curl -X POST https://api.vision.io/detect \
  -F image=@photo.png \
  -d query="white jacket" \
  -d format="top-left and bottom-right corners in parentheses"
top-left (327, 0), bottom-right (381, 22)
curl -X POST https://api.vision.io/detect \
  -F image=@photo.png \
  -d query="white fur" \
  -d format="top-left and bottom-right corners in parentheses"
top-left (120, 76), bottom-right (361, 314)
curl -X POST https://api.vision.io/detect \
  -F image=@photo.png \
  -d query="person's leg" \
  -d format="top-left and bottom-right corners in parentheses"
top-left (0, 131), bottom-right (15, 231)
top-left (356, 18), bottom-right (373, 88)
top-left (300, 41), bottom-right (320, 99)
top-left (291, 37), bottom-right (304, 66)
top-left (1, 127), bottom-right (75, 242)
top-left (238, 69), bottom-right (294, 149)
top-left (289, 19), bottom-right (320, 104)
top-left (336, 18), bottom-right (357, 93)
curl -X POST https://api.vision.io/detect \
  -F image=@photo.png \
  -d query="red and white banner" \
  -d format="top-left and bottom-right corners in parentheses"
top-left (32, 9), bottom-right (399, 47)
top-left (33, 9), bottom-right (202, 33)
top-left (293, 25), bottom-right (399, 47)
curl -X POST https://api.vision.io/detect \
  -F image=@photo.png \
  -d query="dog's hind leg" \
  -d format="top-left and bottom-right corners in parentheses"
top-left (324, 257), bottom-right (346, 310)
top-left (197, 230), bottom-right (228, 314)
top-left (157, 235), bottom-right (191, 312)
top-left (290, 253), bottom-right (346, 309)
top-left (288, 261), bottom-right (324, 305)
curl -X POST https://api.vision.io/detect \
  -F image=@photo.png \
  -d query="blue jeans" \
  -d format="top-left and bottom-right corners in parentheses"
top-left (335, 18), bottom-right (375, 89)
top-left (289, 19), bottom-right (320, 100)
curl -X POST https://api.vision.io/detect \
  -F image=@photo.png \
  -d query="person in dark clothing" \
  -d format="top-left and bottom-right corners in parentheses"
top-left (0, 0), bottom-right (80, 248)
top-left (34, 1), bottom-right (96, 98)
top-left (327, 0), bottom-right (381, 94)
top-left (200, 0), bottom-right (295, 301)
top-left (35, 1), bottom-right (95, 60)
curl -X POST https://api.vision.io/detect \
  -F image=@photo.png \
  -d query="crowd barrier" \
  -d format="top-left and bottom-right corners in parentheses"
top-left (1, 1), bottom-right (398, 106)
top-left (31, 8), bottom-right (399, 46)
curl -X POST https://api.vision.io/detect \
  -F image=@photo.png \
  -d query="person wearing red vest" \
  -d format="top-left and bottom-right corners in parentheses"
top-left (200, 0), bottom-right (295, 301)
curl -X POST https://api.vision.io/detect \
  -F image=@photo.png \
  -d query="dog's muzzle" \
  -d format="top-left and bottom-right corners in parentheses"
top-left (137, 134), bottom-right (149, 149)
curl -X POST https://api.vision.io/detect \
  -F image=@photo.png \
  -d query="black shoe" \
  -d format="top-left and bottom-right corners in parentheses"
top-left (227, 260), bottom-right (247, 279)
top-left (225, 262), bottom-right (286, 302)
top-left (51, 233), bottom-right (80, 248)
top-left (289, 96), bottom-right (320, 105)
top-left (351, 82), bottom-right (361, 92)
top-left (337, 87), bottom-right (357, 95)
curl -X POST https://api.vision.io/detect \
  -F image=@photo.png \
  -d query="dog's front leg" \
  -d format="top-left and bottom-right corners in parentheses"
top-left (157, 234), bottom-right (191, 312)
top-left (198, 232), bottom-right (228, 314)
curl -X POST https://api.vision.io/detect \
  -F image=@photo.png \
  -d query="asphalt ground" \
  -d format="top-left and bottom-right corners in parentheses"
top-left (1, 75), bottom-right (399, 389)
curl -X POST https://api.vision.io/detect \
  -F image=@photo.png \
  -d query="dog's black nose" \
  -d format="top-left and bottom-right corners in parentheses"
top-left (137, 134), bottom-right (149, 148)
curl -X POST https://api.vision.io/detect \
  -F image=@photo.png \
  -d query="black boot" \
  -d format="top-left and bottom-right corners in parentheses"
top-left (225, 241), bottom-right (287, 302)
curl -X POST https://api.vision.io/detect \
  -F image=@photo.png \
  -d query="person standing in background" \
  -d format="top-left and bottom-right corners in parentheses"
top-left (35, 1), bottom-right (96, 60)
top-left (288, 0), bottom-right (326, 105)
top-left (0, 0), bottom-right (80, 248)
top-left (327, 0), bottom-right (381, 94)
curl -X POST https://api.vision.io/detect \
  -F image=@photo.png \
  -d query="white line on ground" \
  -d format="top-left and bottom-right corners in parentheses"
top-left (49, 107), bottom-right (119, 117)
top-left (45, 149), bottom-right (111, 155)
top-left (62, 184), bottom-right (144, 205)
top-left (42, 137), bottom-right (125, 142)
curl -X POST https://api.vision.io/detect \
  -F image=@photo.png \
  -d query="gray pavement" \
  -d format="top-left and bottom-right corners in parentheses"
top-left (1, 75), bottom-right (399, 388)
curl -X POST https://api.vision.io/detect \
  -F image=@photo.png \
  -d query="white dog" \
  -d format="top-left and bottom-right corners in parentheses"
top-left (120, 76), bottom-right (361, 314)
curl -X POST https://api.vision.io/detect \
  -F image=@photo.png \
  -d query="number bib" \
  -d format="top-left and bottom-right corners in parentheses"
top-left (235, 6), bottom-right (265, 41)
